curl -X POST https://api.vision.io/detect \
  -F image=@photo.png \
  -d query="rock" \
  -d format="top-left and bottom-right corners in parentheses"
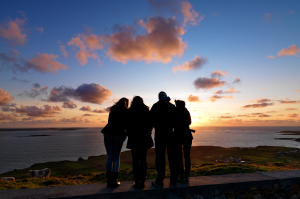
top-left (78, 157), bottom-right (84, 161)
top-left (1, 177), bottom-right (15, 181)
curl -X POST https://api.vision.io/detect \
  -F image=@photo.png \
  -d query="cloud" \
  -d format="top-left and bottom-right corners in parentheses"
top-left (58, 41), bottom-right (68, 58)
top-left (266, 111), bottom-right (277, 113)
top-left (209, 95), bottom-right (234, 102)
top-left (1, 103), bottom-right (16, 112)
top-left (266, 55), bottom-right (275, 59)
top-left (0, 112), bottom-right (17, 121)
top-left (17, 83), bottom-right (48, 98)
top-left (62, 101), bottom-right (77, 109)
top-left (12, 77), bottom-right (29, 83)
top-left (106, 16), bottom-right (187, 64)
top-left (277, 44), bottom-right (300, 57)
top-left (233, 77), bottom-right (241, 84)
top-left (285, 107), bottom-right (298, 110)
top-left (194, 77), bottom-right (226, 90)
top-left (0, 88), bottom-right (14, 106)
top-left (82, 114), bottom-right (96, 116)
top-left (36, 27), bottom-right (44, 33)
top-left (288, 114), bottom-right (298, 118)
top-left (213, 88), bottom-right (240, 94)
top-left (218, 116), bottom-right (234, 119)
top-left (68, 33), bottom-right (102, 65)
top-left (93, 107), bottom-right (109, 113)
top-left (211, 70), bottom-right (228, 78)
top-left (147, 0), bottom-right (180, 13)
top-left (258, 114), bottom-right (271, 118)
top-left (297, 89), bottom-right (300, 93)
top-left (254, 98), bottom-right (271, 103)
top-left (80, 106), bottom-right (91, 112)
top-left (181, 1), bottom-right (204, 26)
top-left (241, 103), bottom-right (274, 109)
top-left (280, 100), bottom-right (300, 104)
top-left (15, 105), bottom-right (62, 117)
top-left (0, 50), bottom-right (69, 74)
top-left (263, 13), bottom-right (272, 23)
top-left (260, 87), bottom-right (266, 90)
top-left (172, 55), bottom-right (207, 73)
top-left (0, 17), bottom-right (27, 45)
top-left (47, 83), bottom-right (112, 104)
top-left (59, 117), bottom-right (92, 123)
top-left (187, 94), bottom-right (203, 102)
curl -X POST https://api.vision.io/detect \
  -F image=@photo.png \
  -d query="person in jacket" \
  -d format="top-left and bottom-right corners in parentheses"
top-left (150, 91), bottom-right (177, 188)
top-left (174, 100), bottom-right (192, 183)
top-left (101, 97), bottom-right (128, 188)
top-left (126, 96), bottom-right (153, 189)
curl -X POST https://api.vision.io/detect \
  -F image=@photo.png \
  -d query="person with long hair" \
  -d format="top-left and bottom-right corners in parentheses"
top-left (174, 100), bottom-right (192, 183)
top-left (101, 97), bottom-right (129, 188)
top-left (126, 96), bottom-right (153, 189)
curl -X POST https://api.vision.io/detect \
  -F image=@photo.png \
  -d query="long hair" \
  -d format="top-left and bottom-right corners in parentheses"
top-left (129, 96), bottom-right (149, 110)
top-left (110, 97), bottom-right (129, 112)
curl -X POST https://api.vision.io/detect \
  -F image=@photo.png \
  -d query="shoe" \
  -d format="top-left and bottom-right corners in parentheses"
top-left (139, 182), bottom-right (145, 189)
top-left (110, 172), bottom-right (120, 188)
top-left (106, 172), bottom-right (112, 188)
top-left (152, 180), bottom-right (163, 188)
top-left (178, 171), bottom-right (184, 182)
top-left (133, 181), bottom-right (140, 189)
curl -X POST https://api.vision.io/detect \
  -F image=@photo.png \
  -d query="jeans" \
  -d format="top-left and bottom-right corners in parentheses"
top-left (104, 134), bottom-right (125, 172)
top-left (178, 138), bottom-right (192, 173)
top-left (131, 149), bottom-right (147, 182)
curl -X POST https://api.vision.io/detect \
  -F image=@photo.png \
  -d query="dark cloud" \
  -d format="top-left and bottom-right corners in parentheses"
top-left (61, 101), bottom-right (77, 109)
top-left (147, 0), bottom-right (180, 13)
top-left (194, 77), bottom-right (226, 90)
top-left (1, 103), bottom-right (16, 112)
top-left (218, 116), bottom-right (234, 119)
top-left (15, 105), bottom-right (62, 117)
top-left (288, 114), bottom-right (299, 118)
top-left (233, 77), bottom-right (241, 84)
top-left (254, 98), bottom-right (271, 103)
top-left (241, 103), bottom-right (274, 109)
top-left (80, 106), bottom-right (92, 111)
top-left (0, 50), bottom-right (68, 74)
top-left (17, 84), bottom-right (48, 98)
top-left (92, 107), bottom-right (109, 113)
top-left (258, 114), bottom-right (271, 118)
top-left (187, 95), bottom-right (203, 102)
top-left (12, 77), bottom-right (29, 83)
top-left (209, 95), bottom-right (233, 102)
top-left (280, 100), bottom-right (300, 104)
top-left (0, 88), bottom-right (14, 106)
top-left (47, 83), bottom-right (112, 104)
top-left (172, 55), bottom-right (207, 73)
top-left (82, 114), bottom-right (96, 116)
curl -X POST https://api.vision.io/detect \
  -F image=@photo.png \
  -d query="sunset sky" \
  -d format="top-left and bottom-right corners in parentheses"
top-left (0, 0), bottom-right (299, 128)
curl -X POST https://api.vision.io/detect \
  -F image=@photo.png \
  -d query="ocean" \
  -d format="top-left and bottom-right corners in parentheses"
top-left (0, 126), bottom-right (300, 174)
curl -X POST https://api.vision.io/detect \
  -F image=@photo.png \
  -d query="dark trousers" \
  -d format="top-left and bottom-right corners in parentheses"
top-left (131, 149), bottom-right (147, 182)
top-left (155, 136), bottom-right (178, 183)
top-left (178, 138), bottom-right (192, 173)
top-left (104, 134), bottom-right (125, 172)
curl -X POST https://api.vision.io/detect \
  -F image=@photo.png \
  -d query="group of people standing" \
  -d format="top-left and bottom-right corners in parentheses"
top-left (101, 91), bottom-right (193, 189)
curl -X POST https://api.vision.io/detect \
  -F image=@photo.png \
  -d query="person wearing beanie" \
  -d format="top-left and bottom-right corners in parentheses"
top-left (150, 91), bottom-right (178, 187)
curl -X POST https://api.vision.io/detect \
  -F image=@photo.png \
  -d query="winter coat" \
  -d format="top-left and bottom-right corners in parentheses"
top-left (174, 107), bottom-right (193, 140)
top-left (101, 105), bottom-right (127, 137)
top-left (126, 106), bottom-right (154, 149)
top-left (150, 100), bottom-right (176, 137)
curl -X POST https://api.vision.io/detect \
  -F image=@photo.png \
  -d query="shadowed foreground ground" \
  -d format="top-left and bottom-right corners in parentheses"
top-left (1, 146), bottom-right (300, 190)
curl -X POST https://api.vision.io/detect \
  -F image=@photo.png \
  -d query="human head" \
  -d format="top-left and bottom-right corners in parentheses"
top-left (158, 91), bottom-right (167, 100)
top-left (175, 100), bottom-right (185, 108)
top-left (116, 97), bottom-right (129, 108)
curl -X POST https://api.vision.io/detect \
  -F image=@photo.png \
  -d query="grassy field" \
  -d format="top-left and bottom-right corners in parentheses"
top-left (1, 146), bottom-right (300, 190)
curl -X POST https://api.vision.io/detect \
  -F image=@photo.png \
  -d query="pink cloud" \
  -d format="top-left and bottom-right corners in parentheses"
top-left (27, 53), bottom-right (69, 73)
top-left (80, 106), bottom-right (92, 112)
top-left (62, 101), bottom-right (77, 109)
top-left (0, 17), bottom-right (27, 45)
top-left (0, 112), bottom-right (17, 121)
top-left (260, 87), bottom-right (266, 90)
top-left (263, 13), bottom-right (272, 23)
top-left (213, 88), bottom-right (240, 94)
top-left (93, 107), bottom-right (109, 113)
top-left (211, 70), bottom-right (228, 78)
top-left (172, 55), bottom-right (207, 73)
top-left (68, 34), bottom-right (101, 66)
top-left (254, 98), bottom-right (271, 103)
top-left (266, 55), bottom-right (275, 59)
top-left (181, 1), bottom-right (204, 26)
top-left (0, 89), bottom-right (14, 106)
top-left (47, 83), bottom-right (112, 104)
top-left (15, 105), bottom-right (62, 117)
top-left (218, 116), bottom-right (234, 119)
top-left (194, 77), bottom-right (226, 90)
top-left (187, 95), bottom-right (203, 102)
top-left (36, 27), bottom-right (44, 33)
top-left (58, 41), bottom-right (68, 58)
top-left (277, 44), bottom-right (300, 57)
top-left (209, 95), bottom-right (234, 102)
top-left (280, 100), bottom-right (300, 104)
top-left (241, 103), bottom-right (274, 109)
top-left (233, 77), bottom-right (241, 84)
top-left (106, 16), bottom-right (187, 64)
top-left (288, 114), bottom-right (298, 118)
top-left (17, 83), bottom-right (48, 98)
top-left (297, 89), bottom-right (300, 92)
top-left (1, 103), bottom-right (16, 112)
top-left (82, 114), bottom-right (96, 117)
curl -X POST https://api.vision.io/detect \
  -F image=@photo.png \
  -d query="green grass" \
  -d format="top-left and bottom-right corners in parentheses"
top-left (1, 146), bottom-right (300, 190)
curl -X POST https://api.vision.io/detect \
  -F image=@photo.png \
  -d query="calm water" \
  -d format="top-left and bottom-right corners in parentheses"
top-left (1, 126), bottom-right (300, 174)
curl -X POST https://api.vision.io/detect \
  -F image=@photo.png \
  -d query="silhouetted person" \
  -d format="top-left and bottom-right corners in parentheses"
top-left (126, 96), bottom-right (153, 189)
top-left (151, 91), bottom-right (177, 187)
top-left (174, 100), bottom-right (192, 183)
top-left (101, 97), bottom-right (128, 188)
